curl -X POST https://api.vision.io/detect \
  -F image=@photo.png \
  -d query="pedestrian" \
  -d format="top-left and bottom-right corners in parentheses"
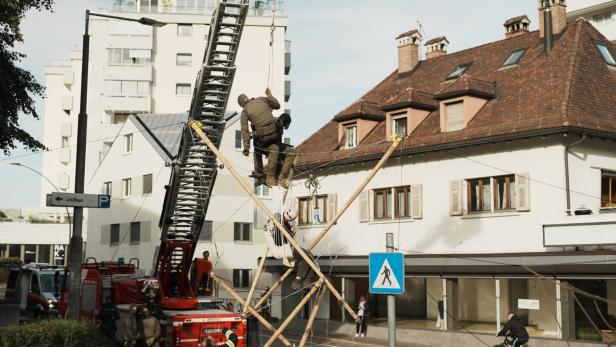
top-left (497, 312), bottom-right (529, 347)
top-left (221, 327), bottom-right (239, 347)
top-left (435, 298), bottom-right (444, 329)
top-left (141, 306), bottom-right (161, 347)
top-left (123, 304), bottom-right (139, 347)
top-left (354, 295), bottom-right (368, 338)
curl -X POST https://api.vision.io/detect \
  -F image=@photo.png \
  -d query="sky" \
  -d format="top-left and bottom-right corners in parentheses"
top-left (0, 0), bottom-right (538, 207)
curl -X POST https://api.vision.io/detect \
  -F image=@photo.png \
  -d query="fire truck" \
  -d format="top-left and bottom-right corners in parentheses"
top-left (59, 1), bottom-right (250, 346)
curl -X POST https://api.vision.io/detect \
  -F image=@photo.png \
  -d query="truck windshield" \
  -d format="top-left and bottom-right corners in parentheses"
top-left (39, 274), bottom-right (56, 293)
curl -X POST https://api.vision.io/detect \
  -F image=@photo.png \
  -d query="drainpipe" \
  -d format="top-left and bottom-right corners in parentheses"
top-left (544, 2), bottom-right (553, 54)
top-left (564, 133), bottom-right (587, 215)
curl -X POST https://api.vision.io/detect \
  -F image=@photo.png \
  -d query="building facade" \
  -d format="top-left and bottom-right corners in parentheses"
top-left (568, 0), bottom-right (616, 41)
top-left (267, 1), bottom-right (616, 343)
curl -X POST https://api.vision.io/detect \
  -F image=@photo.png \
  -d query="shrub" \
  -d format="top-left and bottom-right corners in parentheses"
top-left (0, 319), bottom-right (115, 347)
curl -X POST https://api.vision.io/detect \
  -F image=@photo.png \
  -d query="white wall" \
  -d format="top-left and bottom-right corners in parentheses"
top-left (567, 0), bottom-right (616, 41)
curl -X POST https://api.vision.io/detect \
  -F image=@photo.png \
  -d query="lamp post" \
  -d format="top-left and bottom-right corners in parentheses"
top-left (68, 10), bottom-right (166, 319)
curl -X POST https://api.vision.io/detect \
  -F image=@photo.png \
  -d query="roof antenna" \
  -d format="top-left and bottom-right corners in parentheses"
top-left (417, 20), bottom-right (427, 58)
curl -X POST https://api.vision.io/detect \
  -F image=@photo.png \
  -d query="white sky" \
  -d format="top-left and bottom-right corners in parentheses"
top-left (0, 0), bottom-right (539, 207)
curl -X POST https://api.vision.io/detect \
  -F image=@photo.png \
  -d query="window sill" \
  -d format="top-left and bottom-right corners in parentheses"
top-left (110, 243), bottom-right (119, 246)
top-left (234, 241), bottom-right (253, 245)
top-left (497, 64), bottom-right (519, 71)
top-left (599, 207), bottom-right (616, 213)
top-left (368, 218), bottom-right (414, 225)
top-left (129, 242), bottom-right (140, 245)
top-left (461, 211), bottom-right (520, 219)
top-left (608, 64), bottom-right (616, 72)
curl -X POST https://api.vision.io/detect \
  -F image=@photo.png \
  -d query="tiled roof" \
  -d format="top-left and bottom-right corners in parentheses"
top-left (425, 36), bottom-right (449, 45)
top-left (396, 29), bottom-right (420, 39)
top-left (296, 20), bottom-right (616, 169)
top-left (382, 88), bottom-right (438, 111)
top-left (334, 99), bottom-right (385, 122)
top-left (504, 15), bottom-right (530, 26)
top-left (434, 75), bottom-right (497, 100)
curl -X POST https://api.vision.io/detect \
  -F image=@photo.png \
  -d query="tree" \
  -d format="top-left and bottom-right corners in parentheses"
top-left (0, 0), bottom-right (54, 155)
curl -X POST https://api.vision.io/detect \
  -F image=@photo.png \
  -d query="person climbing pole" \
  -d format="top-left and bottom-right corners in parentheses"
top-left (238, 88), bottom-right (297, 189)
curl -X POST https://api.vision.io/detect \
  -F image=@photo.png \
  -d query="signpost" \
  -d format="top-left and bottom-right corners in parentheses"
top-left (46, 192), bottom-right (111, 208)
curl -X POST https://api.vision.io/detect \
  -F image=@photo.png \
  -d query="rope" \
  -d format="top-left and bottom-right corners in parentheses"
top-left (266, 0), bottom-right (276, 88)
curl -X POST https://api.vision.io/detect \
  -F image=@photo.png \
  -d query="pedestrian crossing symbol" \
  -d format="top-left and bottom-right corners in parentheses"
top-left (369, 253), bottom-right (404, 294)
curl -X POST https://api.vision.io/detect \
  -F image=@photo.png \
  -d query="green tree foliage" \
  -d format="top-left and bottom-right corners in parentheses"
top-left (0, 0), bottom-right (54, 155)
top-left (0, 319), bottom-right (114, 347)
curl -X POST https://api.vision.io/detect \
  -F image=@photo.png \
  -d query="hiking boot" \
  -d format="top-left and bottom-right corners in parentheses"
top-left (278, 176), bottom-right (289, 189)
top-left (291, 278), bottom-right (303, 290)
top-left (265, 175), bottom-right (278, 187)
top-left (253, 176), bottom-right (265, 187)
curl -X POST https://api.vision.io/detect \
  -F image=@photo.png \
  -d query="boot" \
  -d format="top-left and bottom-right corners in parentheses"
top-left (254, 176), bottom-right (265, 187)
top-left (278, 175), bottom-right (289, 189)
top-left (291, 277), bottom-right (303, 290)
top-left (265, 175), bottom-right (278, 187)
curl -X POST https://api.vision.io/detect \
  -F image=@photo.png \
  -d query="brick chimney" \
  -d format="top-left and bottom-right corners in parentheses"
top-left (396, 29), bottom-right (422, 74)
top-left (425, 36), bottom-right (449, 60)
top-left (504, 15), bottom-right (531, 38)
top-left (539, 0), bottom-right (567, 38)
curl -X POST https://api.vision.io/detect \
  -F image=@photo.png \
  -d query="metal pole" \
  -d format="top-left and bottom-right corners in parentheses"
top-left (68, 9), bottom-right (90, 319)
top-left (386, 233), bottom-right (396, 347)
top-left (495, 279), bottom-right (501, 334)
top-left (556, 280), bottom-right (562, 339)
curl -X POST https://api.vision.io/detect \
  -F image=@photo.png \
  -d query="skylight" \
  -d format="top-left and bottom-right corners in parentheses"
top-left (596, 43), bottom-right (616, 66)
top-left (503, 49), bottom-right (525, 66)
top-left (446, 63), bottom-right (471, 80)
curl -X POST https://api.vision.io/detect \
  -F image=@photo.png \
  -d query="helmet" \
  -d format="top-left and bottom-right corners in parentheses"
top-left (237, 94), bottom-right (249, 107)
top-left (283, 207), bottom-right (298, 222)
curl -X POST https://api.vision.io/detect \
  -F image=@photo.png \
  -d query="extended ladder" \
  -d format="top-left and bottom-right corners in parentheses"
top-left (155, 0), bottom-right (249, 309)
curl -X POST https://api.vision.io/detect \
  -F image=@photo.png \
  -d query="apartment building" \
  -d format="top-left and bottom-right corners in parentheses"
top-left (266, 1), bottom-right (616, 343)
top-left (568, 0), bottom-right (616, 41)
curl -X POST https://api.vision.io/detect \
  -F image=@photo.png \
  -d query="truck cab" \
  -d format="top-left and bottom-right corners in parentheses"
top-left (5, 263), bottom-right (66, 319)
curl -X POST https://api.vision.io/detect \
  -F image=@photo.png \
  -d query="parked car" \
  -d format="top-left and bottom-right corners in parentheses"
top-left (5, 263), bottom-right (66, 319)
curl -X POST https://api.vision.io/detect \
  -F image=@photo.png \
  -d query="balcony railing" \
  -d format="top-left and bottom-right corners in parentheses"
top-left (111, 0), bottom-right (285, 16)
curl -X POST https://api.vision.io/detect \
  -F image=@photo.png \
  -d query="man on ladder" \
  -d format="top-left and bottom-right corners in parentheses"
top-left (238, 88), bottom-right (296, 189)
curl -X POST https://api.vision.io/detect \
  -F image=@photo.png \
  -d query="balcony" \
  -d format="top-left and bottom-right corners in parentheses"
top-left (62, 96), bottom-right (73, 112)
top-left (63, 70), bottom-right (74, 86)
top-left (284, 80), bottom-right (291, 102)
top-left (59, 148), bottom-right (71, 164)
top-left (103, 95), bottom-right (151, 113)
top-left (111, 0), bottom-right (285, 16)
top-left (543, 215), bottom-right (616, 247)
top-left (104, 65), bottom-right (152, 81)
top-left (285, 40), bottom-right (291, 75)
top-left (60, 122), bottom-right (72, 137)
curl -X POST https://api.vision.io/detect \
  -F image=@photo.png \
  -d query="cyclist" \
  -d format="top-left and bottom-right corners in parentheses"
top-left (497, 312), bottom-right (529, 347)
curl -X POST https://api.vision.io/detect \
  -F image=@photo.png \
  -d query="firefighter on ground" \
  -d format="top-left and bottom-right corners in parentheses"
top-left (238, 88), bottom-right (297, 189)
top-left (141, 306), bottom-right (161, 347)
top-left (221, 327), bottom-right (239, 347)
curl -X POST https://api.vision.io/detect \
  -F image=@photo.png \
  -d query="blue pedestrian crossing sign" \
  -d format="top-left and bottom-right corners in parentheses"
top-left (369, 253), bottom-right (405, 294)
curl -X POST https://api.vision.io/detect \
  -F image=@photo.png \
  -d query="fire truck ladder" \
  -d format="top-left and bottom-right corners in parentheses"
top-left (155, 0), bottom-right (249, 310)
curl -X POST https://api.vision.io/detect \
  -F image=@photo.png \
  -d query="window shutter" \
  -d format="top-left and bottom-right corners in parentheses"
top-left (234, 223), bottom-right (240, 241)
top-left (411, 185), bottom-right (423, 219)
top-left (141, 221), bottom-right (151, 242)
top-left (450, 180), bottom-right (463, 216)
top-left (112, 180), bottom-right (122, 199)
top-left (132, 175), bottom-right (143, 196)
top-left (516, 172), bottom-right (530, 211)
top-left (358, 190), bottom-right (370, 222)
top-left (327, 194), bottom-right (338, 224)
top-left (100, 225), bottom-right (110, 245)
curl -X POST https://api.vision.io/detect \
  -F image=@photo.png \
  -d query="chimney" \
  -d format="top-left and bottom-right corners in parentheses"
top-left (539, 0), bottom-right (567, 38)
top-left (424, 36), bottom-right (449, 60)
top-left (503, 15), bottom-right (531, 38)
top-left (396, 29), bottom-right (422, 74)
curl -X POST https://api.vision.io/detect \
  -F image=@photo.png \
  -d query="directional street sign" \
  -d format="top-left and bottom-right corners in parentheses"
top-left (369, 252), bottom-right (405, 295)
top-left (46, 192), bottom-right (111, 208)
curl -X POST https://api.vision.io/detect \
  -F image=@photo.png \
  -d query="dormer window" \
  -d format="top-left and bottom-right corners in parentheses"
top-left (392, 114), bottom-right (408, 137)
top-left (596, 43), bottom-right (616, 66)
top-left (445, 101), bottom-right (464, 131)
top-left (446, 63), bottom-right (471, 80)
top-left (503, 49), bottom-right (525, 67)
top-left (344, 124), bottom-right (357, 148)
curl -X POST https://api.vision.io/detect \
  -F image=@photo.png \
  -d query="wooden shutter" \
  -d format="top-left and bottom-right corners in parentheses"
top-left (516, 172), bottom-right (530, 211)
top-left (327, 194), bottom-right (338, 224)
top-left (411, 185), bottom-right (423, 219)
top-left (100, 225), bottom-right (110, 245)
top-left (358, 190), bottom-right (370, 222)
top-left (450, 180), bottom-right (463, 216)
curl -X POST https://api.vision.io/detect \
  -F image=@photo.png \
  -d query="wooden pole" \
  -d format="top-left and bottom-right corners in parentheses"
top-left (190, 121), bottom-right (359, 321)
top-left (211, 273), bottom-right (294, 347)
top-left (253, 136), bottom-right (402, 311)
top-left (298, 287), bottom-right (328, 347)
top-left (242, 246), bottom-right (269, 316)
top-left (263, 278), bottom-right (324, 347)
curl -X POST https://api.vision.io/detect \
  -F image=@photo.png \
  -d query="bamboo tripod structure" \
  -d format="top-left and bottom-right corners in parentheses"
top-left (191, 121), bottom-right (402, 344)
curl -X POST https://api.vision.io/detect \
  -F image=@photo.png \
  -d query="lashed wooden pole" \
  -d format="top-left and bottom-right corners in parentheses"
top-left (298, 287), bottom-right (328, 347)
top-left (190, 121), bottom-right (360, 321)
top-left (242, 246), bottom-right (269, 316)
top-left (253, 136), bottom-right (403, 311)
top-left (211, 273), bottom-right (293, 347)
top-left (263, 278), bottom-right (324, 347)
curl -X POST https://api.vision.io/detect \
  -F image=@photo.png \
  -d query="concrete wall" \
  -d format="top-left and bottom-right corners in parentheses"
top-left (568, 0), bottom-right (616, 41)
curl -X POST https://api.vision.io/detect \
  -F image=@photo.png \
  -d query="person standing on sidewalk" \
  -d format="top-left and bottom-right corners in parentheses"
top-left (354, 295), bottom-right (368, 338)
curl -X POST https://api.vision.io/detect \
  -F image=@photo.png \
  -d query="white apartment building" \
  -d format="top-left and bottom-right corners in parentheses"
top-left (265, 3), bottom-right (616, 344)
top-left (568, 0), bottom-right (616, 41)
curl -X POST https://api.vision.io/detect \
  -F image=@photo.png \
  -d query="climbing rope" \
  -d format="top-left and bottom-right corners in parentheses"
top-left (266, 0), bottom-right (276, 88)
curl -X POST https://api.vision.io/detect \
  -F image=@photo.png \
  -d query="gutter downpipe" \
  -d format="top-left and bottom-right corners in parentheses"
top-left (565, 133), bottom-right (587, 215)
top-left (544, 1), bottom-right (553, 54)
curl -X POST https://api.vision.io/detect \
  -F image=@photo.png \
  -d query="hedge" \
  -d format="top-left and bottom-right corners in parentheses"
top-left (0, 319), bottom-right (115, 347)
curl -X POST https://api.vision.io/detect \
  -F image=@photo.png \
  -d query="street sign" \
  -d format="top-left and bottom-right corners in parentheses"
top-left (369, 252), bottom-right (405, 295)
top-left (518, 299), bottom-right (540, 310)
top-left (46, 192), bottom-right (111, 208)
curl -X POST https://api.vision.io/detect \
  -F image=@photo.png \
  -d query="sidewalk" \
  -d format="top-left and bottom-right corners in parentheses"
top-left (262, 331), bottom-right (430, 347)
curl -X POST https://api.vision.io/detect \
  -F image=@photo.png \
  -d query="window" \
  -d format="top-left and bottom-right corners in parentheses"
top-left (199, 220), bottom-right (213, 241)
top-left (232, 269), bottom-right (250, 288)
top-left (24, 244), bottom-right (36, 264)
top-left (103, 181), bottom-right (112, 195)
top-left (122, 178), bottom-right (132, 197)
top-left (468, 178), bottom-right (492, 212)
top-left (61, 136), bottom-right (69, 148)
top-left (601, 171), bottom-right (616, 207)
top-left (176, 53), bottom-right (192, 66)
top-left (374, 188), bottom-right (393, 219)
top-left (113, 113), bottom-right (130, 124)
top-left (124, 134), bottom-right (133, 153)
top-left (110, 224), bottom-right (120, 244)
top-left (446, 101), bottom-right (464, 132)
top-left (107, 48), bottom-right (151, 65)
top-left (176, 83), bottom-right (191, 96)
top-left (100, 142), bottom-right (113, 163)
top-left (503, 49), bottom-right (525, 66)
top-left (234, 222), bottom-right (252, 242)
top-left (255, 185), bottom-right (272, 199)
top-left (142, 174), bottom-right (153, 194)
top-left (130, 222), bottom-right (140, 243)
top-left (298, 195), bottom-right (327, 225)
top-left (392, 114), bottom-right (407, 137)
top-left (37, 245), bottom-right (51, 264)
top-left (494, 175), bottom-right (516, 210)
top-left (8, 244), bottom-right (20, 258)
top-left (177, 24), bottom-right (193, 36)
top-left (105, 81), bottom-right (150, 95)
top-left (344, 124), bottom-right (357, 149)
top-left (394, 186), bottom-right (411, 218)
top-left (446, 63), bottom-right (471, 79)
top-left (234, 130), bottom-right (242, 149)
top-left (596, 43), bottom-right (616, 66)
top-left (594, 11), bottom-right (613, 25)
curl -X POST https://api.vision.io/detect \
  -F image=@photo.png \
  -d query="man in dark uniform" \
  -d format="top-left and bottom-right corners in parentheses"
top-left (497, 312), bottom-right (529, 347)
top-left (238, 88), bottom-right (296, 188)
